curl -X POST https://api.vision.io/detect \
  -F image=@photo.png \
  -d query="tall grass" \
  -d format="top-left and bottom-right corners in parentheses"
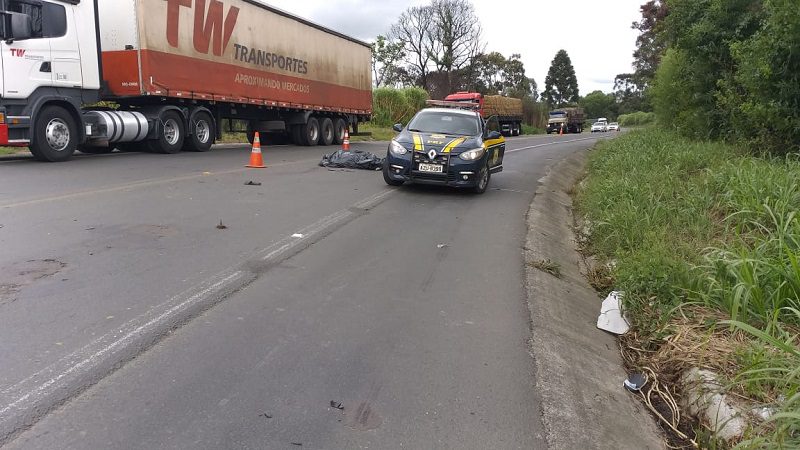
top-left (618, 111), bottom-right (656, 126)
top-left (372, 87), bottom-right (429, 127)
top-left (578, 128), bottom-right (800, 447)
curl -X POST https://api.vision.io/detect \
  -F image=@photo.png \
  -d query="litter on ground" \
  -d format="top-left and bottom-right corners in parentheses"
top-left (319, 150), bottom-right (384, 170)
top-left (596, 291), bottom-right (630, 334)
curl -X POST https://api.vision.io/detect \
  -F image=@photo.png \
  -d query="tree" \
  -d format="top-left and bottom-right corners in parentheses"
top-left (613, 73), bottom-right (649, 113)
top-left (371, 35), bottom-right (407, 88)
top-left (389, 5), bottom-right (435, 89)
top-left (579, 90), bottom-right (617, 120)
top-left (471, 52), bottom-right (507, 94)
top-left (427, 0), bottom-right (483, 94)
top-left (543, 50), bottom-right (579, 107)
top-left (631, 1), bottom-right (669, 86)
top-left (389, 0), bottom-right (483, 95)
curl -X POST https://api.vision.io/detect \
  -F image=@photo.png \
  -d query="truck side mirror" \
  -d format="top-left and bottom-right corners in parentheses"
top-left (7, 12), bottom-right (33, 42)
top-left (487, 131), bottom-right (501, 140)
top-left (392, 123), bottom-right (403, 132)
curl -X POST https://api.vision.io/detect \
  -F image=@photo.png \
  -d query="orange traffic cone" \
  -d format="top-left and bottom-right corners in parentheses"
top-left (246, 131), bottom-right (266, 168)
top-left (342, 129), bottom-right (350, 152)
top-left (559, 126), bottom-right (564, 136)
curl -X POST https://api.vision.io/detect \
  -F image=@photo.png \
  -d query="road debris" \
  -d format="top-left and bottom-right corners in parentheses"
top-left (216, 220), bottom-right (227, 230)
top-left (244, 180), bottom-right (262, 186)
top-left (291, 233), bottom-right (304, 238)
top-left (85, 226), bottom-right (96, 231)
top-left (436, 244), bottom-right (448, 249)
top-left (319, 149), bottom-right (384, 170)
top-left (624, 373), bottom-right (647, 392)
top-left (330, 400), bottom-right (344, 410)
top-left (258, 412), bottom-right (273, 419)
top-left (290, 443), bottom-right (303, 446)
top-left (596, 291), bottom-right (630, 334)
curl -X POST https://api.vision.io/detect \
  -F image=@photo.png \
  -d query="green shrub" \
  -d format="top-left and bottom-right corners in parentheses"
top-left (617, 111), bottom-right (655, 127)
top-left (372, 87), bottom-right (429, 127)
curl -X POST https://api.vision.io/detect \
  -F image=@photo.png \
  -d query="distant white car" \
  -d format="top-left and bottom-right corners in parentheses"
top-left (607, 122), bottom-right (620, 131)
top-left (591, 122), bottom-right (607, 133)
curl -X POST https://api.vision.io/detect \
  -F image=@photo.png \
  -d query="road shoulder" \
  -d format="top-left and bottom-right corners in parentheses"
top-left (524, 150), bottom-right (665, 449)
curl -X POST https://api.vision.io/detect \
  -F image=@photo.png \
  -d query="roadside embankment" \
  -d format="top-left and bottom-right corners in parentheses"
top-left (524, 150), bottom-right (664, 449)
top-left (575, 128), bottom-right (800, 448)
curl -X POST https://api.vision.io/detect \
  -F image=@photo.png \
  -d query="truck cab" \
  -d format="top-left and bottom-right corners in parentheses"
top-left (0, 0), bottom-right (101, 159)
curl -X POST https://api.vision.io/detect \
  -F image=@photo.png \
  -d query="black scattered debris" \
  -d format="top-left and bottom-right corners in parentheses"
top-left (290, 443), bottom-right (303, 447)
top-left (216, 220), bottom-right (227, 230)
top-left (244, 181), bottom-right (262, 186)
top-left (330, 400), bottom-right (344, 410)
top-left (85, 226), bottom-right (96, 231)
top-left (319, 150), bottom-right (384, 170)
top-left (624, 372), bottom-right (648, 392)
top-left (259, 412), bottom-right (273, 419)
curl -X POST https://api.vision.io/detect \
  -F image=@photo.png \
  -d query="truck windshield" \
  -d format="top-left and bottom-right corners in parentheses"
top-left (408, 112), bottom-right (479, 136)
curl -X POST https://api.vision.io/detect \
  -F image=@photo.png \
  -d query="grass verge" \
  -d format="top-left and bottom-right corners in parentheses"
top-left (522, 124), bottom-right (545, 135)
top-left (350, 123), bottom-right (396, 142)
top-left (0, 146), bottom-right (25, 156)
top-left (575, 127), bottom-right (800, 448)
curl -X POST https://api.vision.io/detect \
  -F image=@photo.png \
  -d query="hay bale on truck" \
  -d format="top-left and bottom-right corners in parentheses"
top-left (443, 92), bottom-right (524, 136)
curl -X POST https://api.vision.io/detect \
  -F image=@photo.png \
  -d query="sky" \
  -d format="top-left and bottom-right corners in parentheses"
top-left (263, 0), bottom-right (644, 95)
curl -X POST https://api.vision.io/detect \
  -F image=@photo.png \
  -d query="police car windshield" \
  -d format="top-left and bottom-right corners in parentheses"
top-left (408, 111), bottom-right (479, 136)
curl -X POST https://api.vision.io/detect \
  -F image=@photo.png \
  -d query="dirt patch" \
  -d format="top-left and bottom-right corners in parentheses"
top-left (0, 259), bottom-right (66, 305)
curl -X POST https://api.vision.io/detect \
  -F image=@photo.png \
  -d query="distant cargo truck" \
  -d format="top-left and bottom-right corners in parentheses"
top-left (546, 107), bottom-right (585, 134)
top-left (0, 0), bottom-right (373, 161)
top-left (442, 92), bottom-right (523, 136)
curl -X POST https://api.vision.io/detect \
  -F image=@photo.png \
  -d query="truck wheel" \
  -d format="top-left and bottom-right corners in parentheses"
top-left (147, 110), bottom-right (185, 154)
top-left (320, 118), bottom-right (334, 146)
top-left (382, 162), bottom-right (404, 186)
top-left (79, 145), bottom-right (114, 154)
top-left (472, 162), bottom-right (490, 194)
top-left (290, 124), bottom-right (304, 145)
top-left (185, 111), bottom-right (215, 152)
top-left (299, 117), bottom-right (320, 146)
top-left (332, 118), bottom-right (347, 145)
top-left (31, 106), bottom-right (78, 162)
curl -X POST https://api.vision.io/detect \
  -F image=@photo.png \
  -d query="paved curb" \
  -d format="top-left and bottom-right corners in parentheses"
top-left (524, 150), bottom-right (665, 449)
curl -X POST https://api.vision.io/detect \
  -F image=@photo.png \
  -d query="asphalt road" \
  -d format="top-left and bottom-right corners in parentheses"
top-left (1, 132), bottom-right (614, 448)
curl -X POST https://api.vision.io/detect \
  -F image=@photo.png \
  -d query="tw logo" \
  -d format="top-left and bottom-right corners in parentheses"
top-left (165, 0), bottom-right (240, 56)
top-left (10, 49), bottom-right (26, 57)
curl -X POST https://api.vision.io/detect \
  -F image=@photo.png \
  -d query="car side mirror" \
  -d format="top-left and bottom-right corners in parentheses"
top-left (486, 131), bottom-right (501, 140)
top-left (7, 12), bottom-right (33, 42)
top-left (392, 123), bottom-right (403, 132)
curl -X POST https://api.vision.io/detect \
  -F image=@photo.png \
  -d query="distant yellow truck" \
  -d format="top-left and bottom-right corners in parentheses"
top-left (443, 92), bottom-right (524, 136)
top-left (546, 108), bottom-right (586, 134)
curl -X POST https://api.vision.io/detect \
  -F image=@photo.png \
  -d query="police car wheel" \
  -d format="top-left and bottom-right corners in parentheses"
top-left (473, 163), bottom-right (490, 194)
top-left (382, 162), bottom-right (404, 186)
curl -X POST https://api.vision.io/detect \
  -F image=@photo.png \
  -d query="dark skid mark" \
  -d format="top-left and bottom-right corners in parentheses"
top-left (0, 259), bottom-right (66, 305)
top-left (343, 401), bottom-right (383, 431)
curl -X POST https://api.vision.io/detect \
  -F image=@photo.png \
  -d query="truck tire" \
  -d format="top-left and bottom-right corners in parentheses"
top-left (290, 124), bottom-right (303, 145)
top-left (332, 118), bottom-right (347, 145)
top-left (298, 117), bottom-right (320, 146)
top-left (320, 117), bottom-right (335, 146)
top-left (147, 110), bottom-right (185, 154)
top-left (185, 111), bottom-right (215, 152)
top-left (31, 105), bottom-right (78, 162)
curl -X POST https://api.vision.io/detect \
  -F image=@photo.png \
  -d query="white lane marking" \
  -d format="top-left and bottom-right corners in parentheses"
top-left (0, 187), bottom-right (397, 431)
top-left (0, 270), bottom-right (245, 416)
top-left (506, 136), bottom-right (608, 154)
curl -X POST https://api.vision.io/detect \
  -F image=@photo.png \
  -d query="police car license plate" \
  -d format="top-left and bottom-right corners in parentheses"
top-left (418, 163), bottom-right (443, 173)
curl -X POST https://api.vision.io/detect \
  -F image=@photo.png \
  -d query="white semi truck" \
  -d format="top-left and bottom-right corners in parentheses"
top-left (0, 0), bottom-right (373, 161)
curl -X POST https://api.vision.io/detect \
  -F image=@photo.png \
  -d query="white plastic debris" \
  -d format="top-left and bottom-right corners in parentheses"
top-left (597, 291), bottom-right (630, 334)
top-left (291, 233), bottom-right (304, 238)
